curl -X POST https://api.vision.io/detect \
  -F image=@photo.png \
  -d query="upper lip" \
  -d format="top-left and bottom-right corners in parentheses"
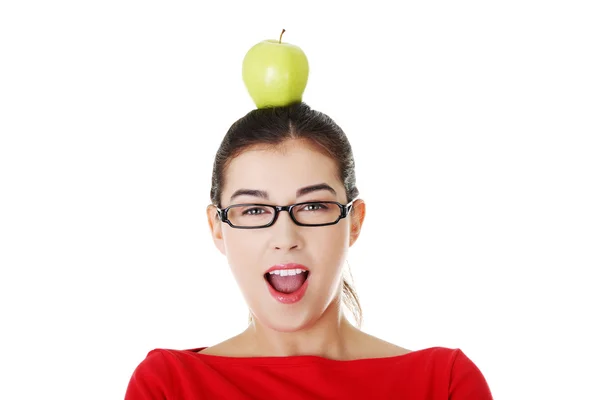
top-left (265, 263), bottom-right (310, 274)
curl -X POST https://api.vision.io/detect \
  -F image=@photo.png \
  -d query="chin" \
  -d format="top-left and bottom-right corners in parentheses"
top-left (253, 306), bottom-right (317, 333)
top-left (247, 277), bottom-right (341, 332)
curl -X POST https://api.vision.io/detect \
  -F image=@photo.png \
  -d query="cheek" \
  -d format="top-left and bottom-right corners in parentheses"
top-left (310, 224), bottom-right (350, 264)
top-left (222, 230), bottom-right (261, 275)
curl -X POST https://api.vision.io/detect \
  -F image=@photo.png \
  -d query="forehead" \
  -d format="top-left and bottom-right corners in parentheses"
top-left (222, 140), bottom-right (342, 202)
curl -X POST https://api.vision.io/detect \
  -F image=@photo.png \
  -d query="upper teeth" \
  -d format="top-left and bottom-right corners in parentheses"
top-left (269, 269), bottom-right (305, 276)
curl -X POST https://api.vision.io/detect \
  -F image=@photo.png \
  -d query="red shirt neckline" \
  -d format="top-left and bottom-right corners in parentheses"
top-left (179, 346), bottom-right (443, 366)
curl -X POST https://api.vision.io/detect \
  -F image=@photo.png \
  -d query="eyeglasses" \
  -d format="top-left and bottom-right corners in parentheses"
top-left (216, 199), bottom-right (357, 229)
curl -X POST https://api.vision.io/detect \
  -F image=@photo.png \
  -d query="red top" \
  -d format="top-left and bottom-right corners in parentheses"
top-left (125, 346), bottom-right (493, 399)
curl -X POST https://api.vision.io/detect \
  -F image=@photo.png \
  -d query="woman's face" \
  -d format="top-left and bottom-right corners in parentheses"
top-left (207, 139), bottom-right (365, 332)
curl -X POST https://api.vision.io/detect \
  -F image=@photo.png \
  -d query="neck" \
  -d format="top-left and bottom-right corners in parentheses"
top-left (241, 294), bottom-right (360, 360)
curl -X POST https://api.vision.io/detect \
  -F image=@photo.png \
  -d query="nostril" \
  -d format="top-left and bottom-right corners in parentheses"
top-left (275, 245), bottom-right (298, 250)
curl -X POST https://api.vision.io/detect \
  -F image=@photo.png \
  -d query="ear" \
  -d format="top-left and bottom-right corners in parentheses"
top-left (206, 205), bottom-right (226, 255)
top-left (348, 199), bottom-right (366, 247)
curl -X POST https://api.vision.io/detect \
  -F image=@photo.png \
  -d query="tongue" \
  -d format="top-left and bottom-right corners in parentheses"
top-left (268, 272), bottom-right (307, 294)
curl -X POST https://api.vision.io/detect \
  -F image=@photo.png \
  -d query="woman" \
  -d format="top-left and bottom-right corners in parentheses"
top-left (125, 102), bottom-right (493, 399)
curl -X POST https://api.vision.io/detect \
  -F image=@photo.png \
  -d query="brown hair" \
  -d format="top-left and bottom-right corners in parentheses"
top-left (209, 102), bottom-right (363, 328)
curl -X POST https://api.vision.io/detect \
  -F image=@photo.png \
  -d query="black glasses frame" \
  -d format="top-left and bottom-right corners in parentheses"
top-left (216, 199), bottom-right (357, 229)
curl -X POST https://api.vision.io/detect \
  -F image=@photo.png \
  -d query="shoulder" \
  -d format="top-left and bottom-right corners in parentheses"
top-left (124, 349), bottom-right (171, 399)
top-left (437, 347), bottom-right (494, 399)
top-left (349, 330), bottom-right (413, 359)
top-left (124, 348), bottom-right (202, 399)
top-left (379, 346), bottom-right (493, 399)
top-left (195, 333), bottom-right (252, 357)
top-left (132, 349), bottom-right (172, 376)
top-left (196, 341), bottom-right (239, 356)
top-left (406, 346), bottom-right (487, 374)
top-left (364, 339), bottom-right (413, 359)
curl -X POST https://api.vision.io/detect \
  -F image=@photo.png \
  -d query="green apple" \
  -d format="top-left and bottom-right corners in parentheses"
top-left (242, 29), bottom-right (309, 108)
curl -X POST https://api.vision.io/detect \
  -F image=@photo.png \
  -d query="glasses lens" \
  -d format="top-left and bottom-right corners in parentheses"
top-left (227, 205), bottom-right (275, 227)
top-left (293, 202), bottom-right (341, 225)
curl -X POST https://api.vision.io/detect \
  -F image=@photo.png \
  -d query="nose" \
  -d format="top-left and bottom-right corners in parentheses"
top-left (271, 210), bottom-right (301, 251)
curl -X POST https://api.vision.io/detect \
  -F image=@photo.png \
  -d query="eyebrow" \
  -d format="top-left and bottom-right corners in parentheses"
top-left (229, 183), bottom-right (337, 202)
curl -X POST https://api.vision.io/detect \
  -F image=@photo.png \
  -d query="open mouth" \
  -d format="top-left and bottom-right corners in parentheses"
top-left (264, 269), bottom-right (310, 294)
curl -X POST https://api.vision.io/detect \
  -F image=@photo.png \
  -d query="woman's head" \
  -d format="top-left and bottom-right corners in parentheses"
top-left (207, 102), bottom-right (365, 331)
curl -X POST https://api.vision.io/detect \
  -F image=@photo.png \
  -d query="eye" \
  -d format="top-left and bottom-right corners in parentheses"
top-left (300, 202), bottom-right (329, 212)
top-left (241, 206), bottom-right (271, 216)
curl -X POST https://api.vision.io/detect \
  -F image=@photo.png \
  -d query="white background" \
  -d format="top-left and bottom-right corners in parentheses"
top-left (1, 1), bottom-right (598, 399)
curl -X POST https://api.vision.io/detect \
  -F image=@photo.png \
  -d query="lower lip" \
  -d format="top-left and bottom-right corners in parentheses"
top-left (266, 274), bottom-right (309, 304)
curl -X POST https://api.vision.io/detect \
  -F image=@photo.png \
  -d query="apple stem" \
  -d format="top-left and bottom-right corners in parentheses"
top-left (279, 29), bottom-right (285, 44)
